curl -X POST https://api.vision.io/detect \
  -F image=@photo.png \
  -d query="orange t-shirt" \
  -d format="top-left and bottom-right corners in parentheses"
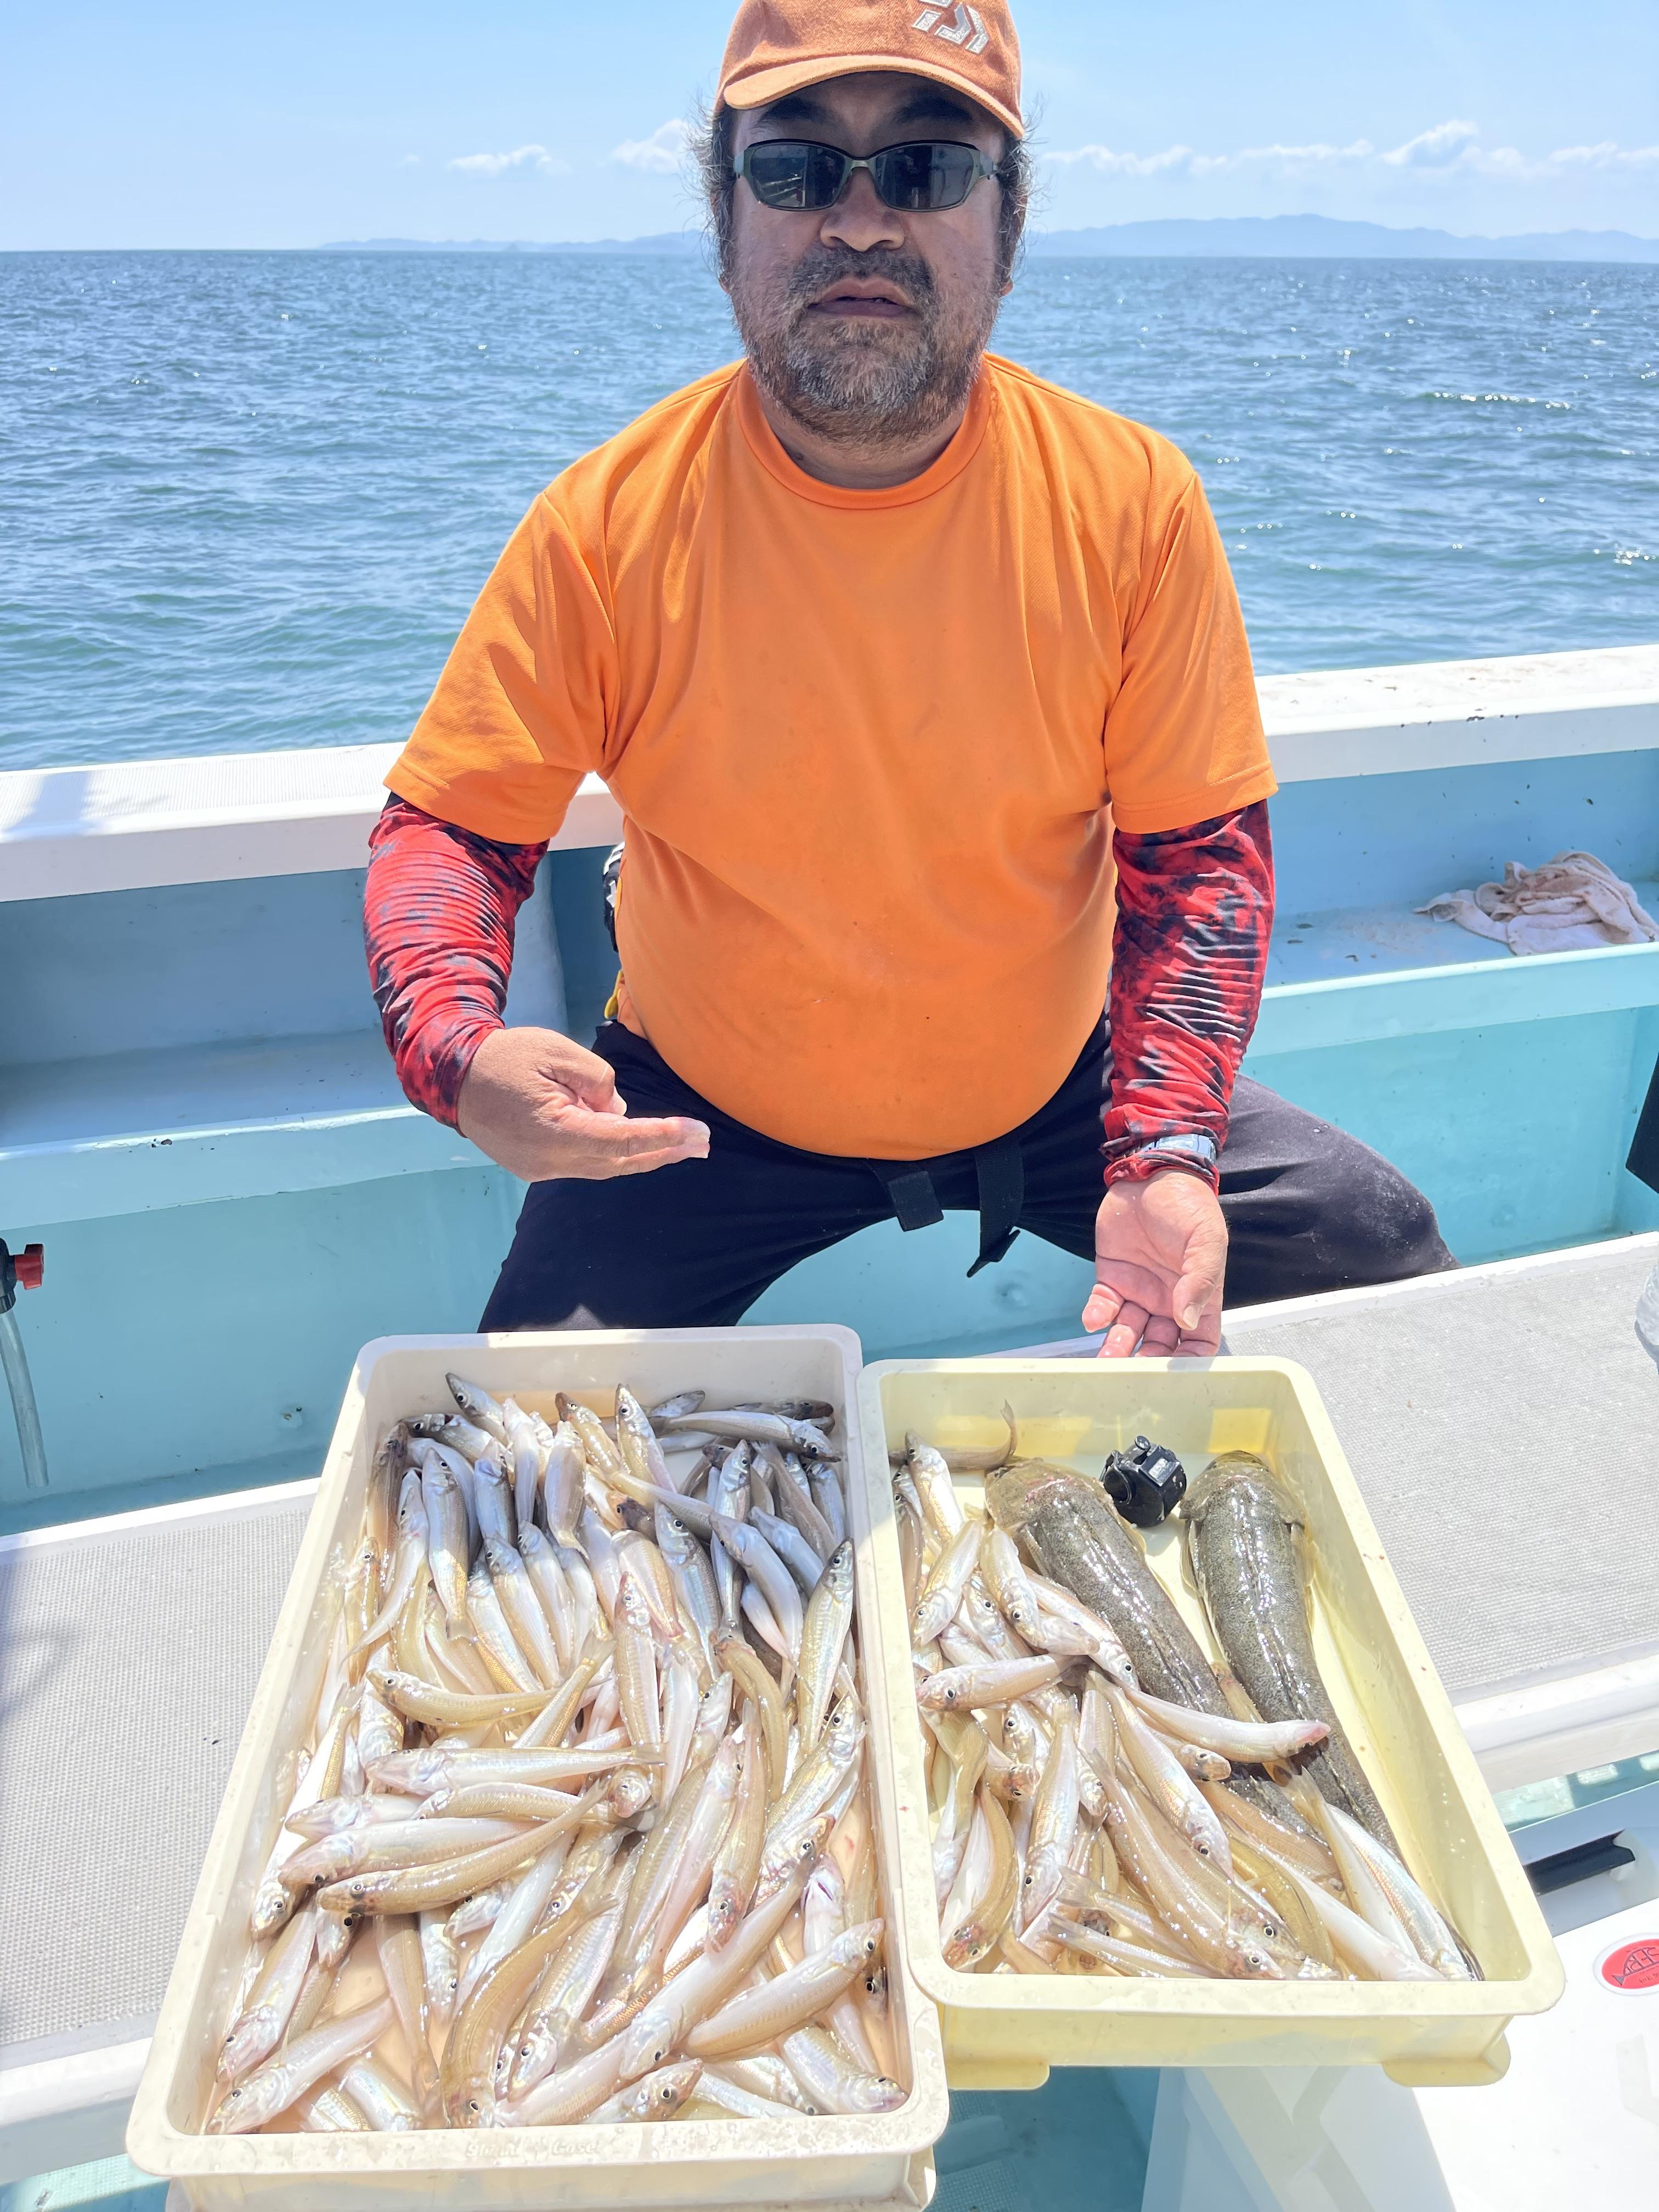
top-left (387, 355), bottom-right (1274, 1160)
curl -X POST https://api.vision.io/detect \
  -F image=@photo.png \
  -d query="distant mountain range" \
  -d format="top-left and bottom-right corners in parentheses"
top-left (1023, 214), bottom-right (1659, 261)
top-left (325, 213), bottom-right (1659, 263)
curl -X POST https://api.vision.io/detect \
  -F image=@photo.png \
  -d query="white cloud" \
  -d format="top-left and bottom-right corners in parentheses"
top-left (1547, 142), bottom-right (1659, 170)
top-left (1381, 119), bottom-right (1480, 168)
top-left (1464, 145), bottom-right (1532, 177)
top-left (1227, 139), bottom-right (1375, 168)
top-left (1049, 137), bottom-right (1373, 178)
top-left (1046, 121), bottom-right (1659, 189)
top-left (448, 144), bottom-right (569, 178)
top-left (1393, 128), bottom-right (1659, 180)
top-left (610, 119), bottom-right (690, 173)
top-left (1047, 143), bottom-right (1198, 176)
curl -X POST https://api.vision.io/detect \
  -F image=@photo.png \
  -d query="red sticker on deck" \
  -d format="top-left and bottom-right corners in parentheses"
top-left (1596, 1939), bottom-right (1659, 1991)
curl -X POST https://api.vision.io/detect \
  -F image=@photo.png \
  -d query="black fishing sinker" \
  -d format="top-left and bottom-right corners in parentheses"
top-left (1100, 1434), bottom-right (1186, 1526)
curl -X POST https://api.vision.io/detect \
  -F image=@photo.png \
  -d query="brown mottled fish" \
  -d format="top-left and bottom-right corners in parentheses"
top-left (1180, 1451), bottom-right (1398, 1851)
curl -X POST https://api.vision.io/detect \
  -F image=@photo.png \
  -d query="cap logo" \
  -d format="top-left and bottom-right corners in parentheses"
top-left (912, 4), bottom-right (990, 55)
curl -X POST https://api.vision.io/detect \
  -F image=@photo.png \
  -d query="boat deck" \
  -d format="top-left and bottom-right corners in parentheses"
top-left (1223, 1236), bottom-right (1659, 1744)
top-left (2, 1233), bottom-right (1655, 2204)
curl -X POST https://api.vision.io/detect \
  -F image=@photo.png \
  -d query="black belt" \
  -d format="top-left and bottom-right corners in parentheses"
top-left (869, 1131), bottom-right (1024, 1278)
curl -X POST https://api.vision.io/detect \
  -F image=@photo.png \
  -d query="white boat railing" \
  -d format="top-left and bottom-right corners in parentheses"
top-left (2, 642), bottom-right (1655, 902)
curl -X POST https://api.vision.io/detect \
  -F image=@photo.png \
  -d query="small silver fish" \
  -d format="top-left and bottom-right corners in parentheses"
top-left (713, 1513), bottom-right (804, 1658)
top-left (647, 1390), bottom-right (706, 1425)
top-left (661, 1410), bottom-right (841, 1460)
top-left (541, 1420), bottom-right (586, 1545)
top-left (207, 1998), bottom-right (394, 2134)
top-left (418, 1455), bottom-right (472, 1644)
top-left (445, 1373), bottom-right (509, 1446)
top-left (904, 1434), bottom-right (966, 1541)
top-left (794, 1539), bottom-right (855, 1752)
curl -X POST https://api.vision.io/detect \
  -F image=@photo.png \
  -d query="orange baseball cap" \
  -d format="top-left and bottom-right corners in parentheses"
top-left (717, 0), bottom-right (1024, 142)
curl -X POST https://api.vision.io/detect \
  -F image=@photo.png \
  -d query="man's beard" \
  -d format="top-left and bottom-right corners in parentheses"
top-left (730, 242), bottom-right (1001, 452)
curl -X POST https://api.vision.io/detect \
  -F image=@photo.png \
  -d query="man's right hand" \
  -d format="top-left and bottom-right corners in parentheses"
top-left (456, 1028), bottom-right (711, 1183)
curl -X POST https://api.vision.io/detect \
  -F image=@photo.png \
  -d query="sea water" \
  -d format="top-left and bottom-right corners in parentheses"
top-left (1, 248), bottom-right (1655, 771)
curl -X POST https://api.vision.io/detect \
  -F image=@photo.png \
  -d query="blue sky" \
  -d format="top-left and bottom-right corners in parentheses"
top-left (6, 0), bottom-right (1657, 249)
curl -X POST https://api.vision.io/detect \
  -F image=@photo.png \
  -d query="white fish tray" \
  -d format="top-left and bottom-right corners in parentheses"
top-left (855, 1356), bottom-right (1565, 2092)
top-left (128, 1327), bottom-right (948, 2211)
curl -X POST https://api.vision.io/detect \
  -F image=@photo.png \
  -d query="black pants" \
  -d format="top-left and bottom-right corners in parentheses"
top-left (480, 1018), bottom-right (1455, 1332)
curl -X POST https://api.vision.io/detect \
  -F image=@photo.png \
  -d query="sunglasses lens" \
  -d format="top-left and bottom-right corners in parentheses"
top-left (741, 140), bottom-right (983, 212)
top-left (743, 141), bottom-right (850, 210)
top-left (873, 142), bottom-right (980, 210)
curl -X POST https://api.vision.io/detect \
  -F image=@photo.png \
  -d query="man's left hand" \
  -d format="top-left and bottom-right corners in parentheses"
top-left (1084, 1170), bottom-right (1227, 1358)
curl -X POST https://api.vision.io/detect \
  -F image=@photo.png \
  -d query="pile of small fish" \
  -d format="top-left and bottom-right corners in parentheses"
top-left (208, 1375), bottom-right (902, 2135)
top-left (900, 1420), bottom-right (1480, 1985)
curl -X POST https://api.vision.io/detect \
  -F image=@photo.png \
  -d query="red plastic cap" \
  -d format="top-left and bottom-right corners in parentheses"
top-left (14, 1244), bottom-right (43, 1290)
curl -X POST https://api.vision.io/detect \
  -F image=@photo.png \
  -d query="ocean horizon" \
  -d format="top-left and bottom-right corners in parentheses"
top-left (9, 211), bottom-right (1658, 262)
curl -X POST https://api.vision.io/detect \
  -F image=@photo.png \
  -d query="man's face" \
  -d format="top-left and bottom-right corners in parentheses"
top-left (726, 72), bottom-right (1008, 450)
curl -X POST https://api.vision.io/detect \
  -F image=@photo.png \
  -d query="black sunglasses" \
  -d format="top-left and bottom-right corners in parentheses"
top-left (733, 138), bottom-right (998, 214)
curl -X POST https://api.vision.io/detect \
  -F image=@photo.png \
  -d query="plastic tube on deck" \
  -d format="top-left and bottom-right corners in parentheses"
top-left (0, 1308), bottom-right (49, 1492)
top-left (1638, 1263), bottom-right (1659, 1378)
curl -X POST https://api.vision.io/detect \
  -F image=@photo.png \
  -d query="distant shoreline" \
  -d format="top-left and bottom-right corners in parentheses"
top-left (6, 212), bottom-right (1657, 263)
top-left (322, 211), bottom-right (1659, 263)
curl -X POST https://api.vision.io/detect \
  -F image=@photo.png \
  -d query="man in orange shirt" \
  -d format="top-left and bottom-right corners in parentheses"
top-left (365, 0), bottom-right (1453, 1355)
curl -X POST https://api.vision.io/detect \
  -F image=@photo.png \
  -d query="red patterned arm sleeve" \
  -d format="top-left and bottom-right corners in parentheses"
top-left (364, 797), bottom-right (549, 1129)
top-left (1103, 800), bottom-right (1274, 1188)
